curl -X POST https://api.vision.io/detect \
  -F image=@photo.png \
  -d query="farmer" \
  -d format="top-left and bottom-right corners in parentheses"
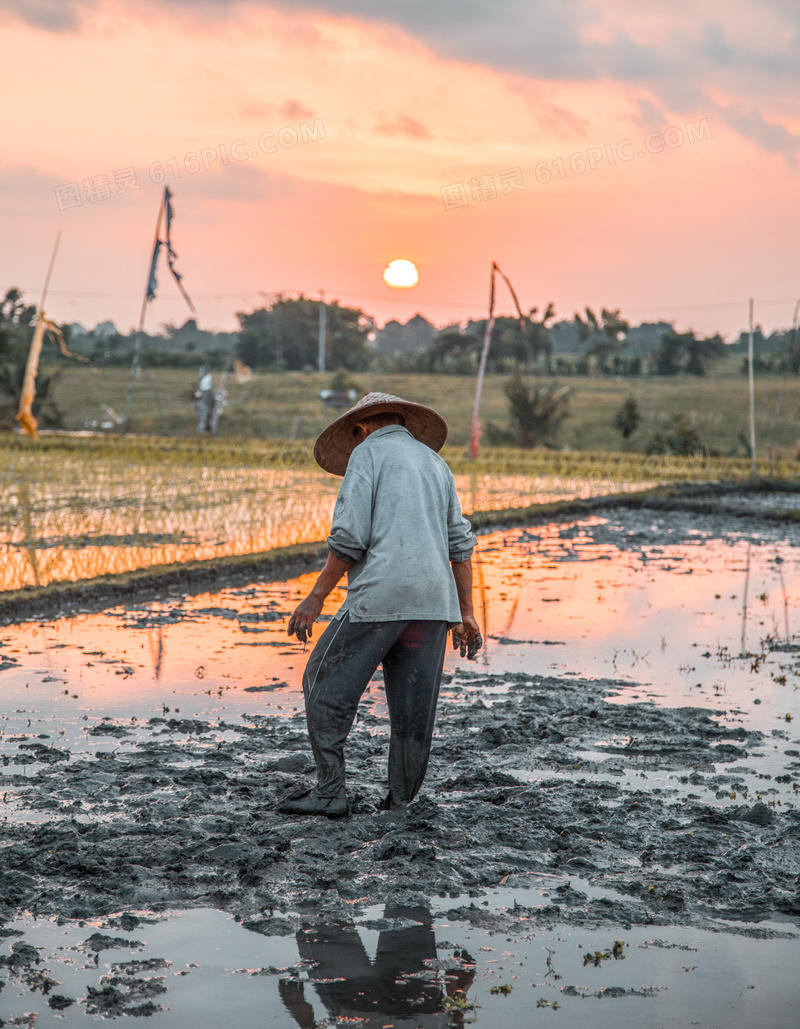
top-left (280, 392), bottom-right (482, 818)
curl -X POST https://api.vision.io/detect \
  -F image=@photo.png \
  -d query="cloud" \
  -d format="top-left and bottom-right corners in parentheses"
top-left (0, 0), bottom-right (92, 30)
top-left (374, 115), bottom-right (431, 141)
top-left (0, 165), bottom-right (64, 214)
top-left (280, 99), bottom-right (314, 119)
top-left (316, 0), bottom-right (600, 81)
top-left (11, 0), bottom-right (799, 85)
top-left (229, 1), bottom-right (800, 89)
top-left (714, 103), bottom-right (800, 157)
top-left (240, 98), bottom-right (315, 120)
top-left (631, 96), bottom-right (669, 132)
top-left (175, 159), bottom-right (284, 203)
top-left (7, 0), bottom-right (799, 157)
top-left (0, 0), bottom-right (647, 79)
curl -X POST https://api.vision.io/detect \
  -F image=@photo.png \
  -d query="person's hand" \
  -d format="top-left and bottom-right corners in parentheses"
top-left (288, 594), bottom-right (323, 643)
top-left (452, 614), bottom-right (483, 660)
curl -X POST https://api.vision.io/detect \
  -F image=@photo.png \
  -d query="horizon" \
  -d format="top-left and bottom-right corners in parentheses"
top-left (48, 301), bottom-right (786, 344)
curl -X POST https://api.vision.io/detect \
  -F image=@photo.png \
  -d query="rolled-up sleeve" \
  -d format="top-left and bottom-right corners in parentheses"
top-left (446, 475), bottom-right (476, 562)
top-left (327, 467), bottom-right (373, 563)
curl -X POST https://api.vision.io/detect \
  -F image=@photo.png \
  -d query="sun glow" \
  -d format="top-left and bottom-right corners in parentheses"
top-left (383, 259), bottom-right (419, 288)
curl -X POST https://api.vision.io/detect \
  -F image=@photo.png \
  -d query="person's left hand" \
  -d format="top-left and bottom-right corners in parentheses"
top-left (452, 614), bottom-right (483, 660)
top-left (288, 594), bottom-right (323, 643)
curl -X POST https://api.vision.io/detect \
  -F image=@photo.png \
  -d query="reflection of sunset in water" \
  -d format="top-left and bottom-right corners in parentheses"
top-left (453, 473), bottom-right (653, 515)
top-left (0, 574), bottom-right (344, 718)
top-left (471, 518), bottom-right (799, 723)
top-left (1, 514), bottom-right (798, 763)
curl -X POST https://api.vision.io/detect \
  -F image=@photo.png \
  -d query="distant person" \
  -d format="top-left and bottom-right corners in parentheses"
top-left (280, 392), bottom-right (482, 818)
top-left (195, 369), bottom-right (215, 433)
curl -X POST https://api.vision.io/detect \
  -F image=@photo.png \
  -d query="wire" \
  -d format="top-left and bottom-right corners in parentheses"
top-left (19, 286), bottom-right (800, 316)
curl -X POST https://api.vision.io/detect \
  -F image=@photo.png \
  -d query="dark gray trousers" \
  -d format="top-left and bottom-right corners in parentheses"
top-left (302, 614), bottom-right (449, 806)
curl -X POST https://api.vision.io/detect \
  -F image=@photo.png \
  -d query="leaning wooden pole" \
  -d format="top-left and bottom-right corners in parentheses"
top-left (16, 232), bottom-right (62, 439)
top-left (467, 265), bottom-right (496, 459)
top-left (122, 192), bottom-right (167, 433)
top-left (467, 262), bottom-right (527, 459)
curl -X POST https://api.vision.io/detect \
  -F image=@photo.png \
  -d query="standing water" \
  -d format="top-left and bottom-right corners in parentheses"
top-left (1, 504), bottom-right (798, 1026)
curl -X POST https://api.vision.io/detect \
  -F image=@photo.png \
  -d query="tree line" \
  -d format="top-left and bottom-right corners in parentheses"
top-left (237, 297), bottom-right (764, 378)
top-left (2, 288), bottom-right (798, 390)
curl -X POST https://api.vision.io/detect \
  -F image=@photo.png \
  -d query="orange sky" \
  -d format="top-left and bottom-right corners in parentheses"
top-left (1, 0), bottom-right (798, 337)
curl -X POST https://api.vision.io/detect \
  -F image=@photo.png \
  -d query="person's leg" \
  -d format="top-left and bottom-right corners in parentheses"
top-left (279, 614), bottom-right (406, 814)
top-left (381, 620), bottom-right (448, 808)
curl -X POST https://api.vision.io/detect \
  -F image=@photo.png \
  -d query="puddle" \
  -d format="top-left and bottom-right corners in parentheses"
top-left (1, 507), bottom-right (798, 766)
top-left (1, 887), bottom-right (796, 1027)
top-left (1, 503), bottom-right (799, 1027)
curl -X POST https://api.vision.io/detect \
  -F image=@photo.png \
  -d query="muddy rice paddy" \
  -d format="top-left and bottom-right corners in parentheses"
top-left (1, 497), bottom-right (799, 1027)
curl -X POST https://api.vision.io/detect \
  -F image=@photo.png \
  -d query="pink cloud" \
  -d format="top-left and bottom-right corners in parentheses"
top-left (374, 114), bottom-right (432, 141)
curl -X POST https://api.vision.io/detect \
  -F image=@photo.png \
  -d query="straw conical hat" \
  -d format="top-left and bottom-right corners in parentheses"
top-left (313, 391), bottom-right (448, 475)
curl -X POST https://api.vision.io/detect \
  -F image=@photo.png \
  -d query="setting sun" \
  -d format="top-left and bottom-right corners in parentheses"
top-left (382, 259), bottom-right (419, 289)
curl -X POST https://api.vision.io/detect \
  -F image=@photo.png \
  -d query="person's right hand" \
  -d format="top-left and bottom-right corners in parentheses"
top-left (288, 594), bottom-right (323, 643)
top-left (452, 614), bottom-right (483, 660)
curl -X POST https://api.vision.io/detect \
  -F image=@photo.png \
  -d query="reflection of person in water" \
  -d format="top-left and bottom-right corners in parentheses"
top-left (278, 906), bottom-right (475, 1029)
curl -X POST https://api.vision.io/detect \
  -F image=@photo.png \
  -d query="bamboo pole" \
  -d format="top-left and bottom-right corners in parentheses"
top-left (16, 318), bottom-right (47, 439)
top-left (16, 232), bottom-right (62, 439)
top-left (468, 265), bottom-right (496, 459)
top-left (122, 191), bottom-right (167, 433)
top-left (318, 291), bottom-right (326, 374)
top-left (39, 231), bottom-right (61, 313)
top-left (467, 262), bottom-right (527, 459)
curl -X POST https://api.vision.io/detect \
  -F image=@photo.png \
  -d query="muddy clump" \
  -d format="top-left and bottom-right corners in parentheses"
top-left (1, 669), bottom-right (797, 937)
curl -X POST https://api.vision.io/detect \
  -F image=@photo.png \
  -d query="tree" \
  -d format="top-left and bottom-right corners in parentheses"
top-left (487, 371), bottom-right (571, 448)
top-left (467, 302), bottom-right (556, 371)
top-left (613, 396), bottom-right (642, 442)
top-left (423, 329), bottom-right (481, 374)
top-left (374, 313), bottom-right (434, 354)
top-left (527, 302), bottom-right (556, 370)
top-left (654, 331), bottom-right (683, 375)
top-left (574, 307), bottom-right (629, 374)
top-left (0, 288), bottom-right (36, 329)
top-left (654, 330), bottom-right (726, 376)
top-left (645, 413), bottom-right (706, 456)
top-left (237, 295), bottom-right (374, 371)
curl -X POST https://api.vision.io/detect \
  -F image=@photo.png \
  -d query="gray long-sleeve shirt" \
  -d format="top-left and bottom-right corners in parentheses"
top-left (326, 425), bottom-right (476, 623)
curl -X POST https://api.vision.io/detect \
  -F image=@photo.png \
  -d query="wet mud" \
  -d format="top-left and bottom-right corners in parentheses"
top-left (1, 665), bottom-right (797, 938)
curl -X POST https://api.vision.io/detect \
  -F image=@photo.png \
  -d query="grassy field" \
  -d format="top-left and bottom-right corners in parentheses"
top-left (51, 363), bottom-right (800, 459)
